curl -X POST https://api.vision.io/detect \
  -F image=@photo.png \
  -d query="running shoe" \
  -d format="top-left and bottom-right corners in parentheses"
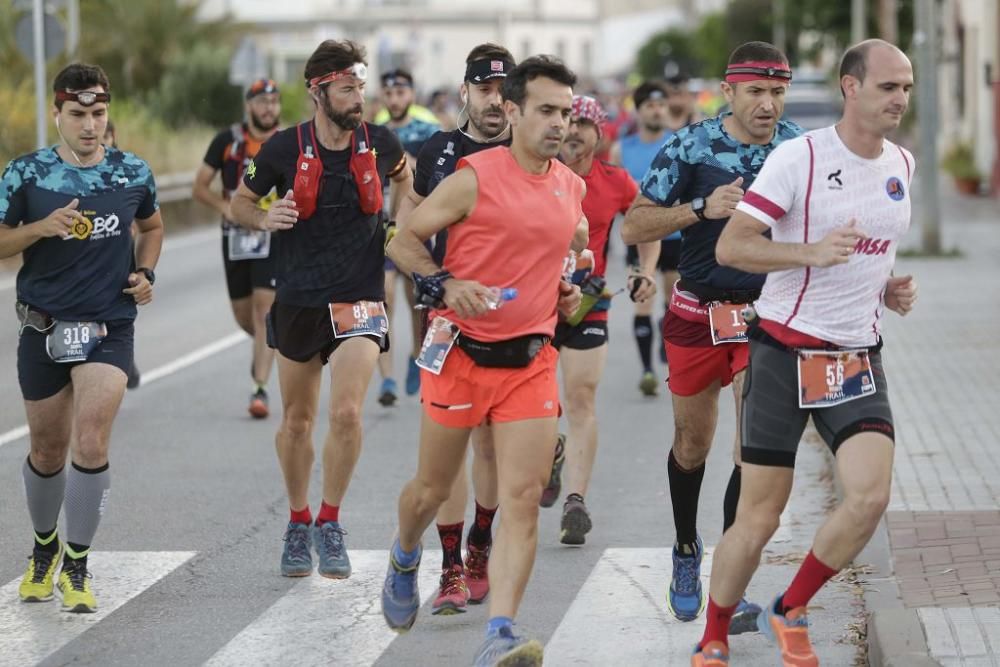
top-left (280, 522), bottom-right (313, 577)
top-left (690, 641), bottom-right (729, 666)
top-left (431, 564), bottom-right (469, 615)
top-left (381, 541), bottom-right (422, 632)
top-left (464, 541), bottom-right (491, 604)
top-left (730, 597), bottom-right (763, 635)
top-left (378, 378), bottom-right (398, 407)
top-left (19, 542), bottom-right (63, 602)
top-left (540, 433), bottom-right (566, 508)
top-left (667, 536), bottom-right (705, 621)
top-left (313, 522), bottom-right (351, 579)
top-left (472, 625), bottom-right (544, 667)
top-left (559, 494), bottom-right (592, 546)
top-left (57, 559), bottom-right (96, 613)
top-left (248, 387), bottom-right (269, 419)
top-left (757, 596), bottom-right (819, 667)
top-left (405, 356), bottom-right (421, 396)
top-left (639, 371), bottom-right (659, 396)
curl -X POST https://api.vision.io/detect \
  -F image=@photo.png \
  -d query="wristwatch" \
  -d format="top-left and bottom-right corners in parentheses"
top-left (691, 197), bottom-right (708, 221)
top-left (136, 267), bottom-right (156, 285)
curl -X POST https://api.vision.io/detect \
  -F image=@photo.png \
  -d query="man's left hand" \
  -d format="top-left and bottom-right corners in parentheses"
top-left (124, 273), bottom-right (154, 306)
top-left (885, 274), bottom-right (917, 316)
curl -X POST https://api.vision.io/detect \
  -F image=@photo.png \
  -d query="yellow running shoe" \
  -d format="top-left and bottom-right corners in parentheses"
top-left (19, 541), bottom-right (64, 602)
top-left (58, 560), bottom-right (97, 613)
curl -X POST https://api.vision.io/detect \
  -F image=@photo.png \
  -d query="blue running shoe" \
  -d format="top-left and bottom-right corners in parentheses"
top-left (381, 542), bottom-right (422, 632)
top-left (280, 522), bottom-right (313, 577)
top-left (405, 356), bottom-right (421, 396)
top-left (472, 625), bottom-right (544, 667)
top-left (666, 535), bottom-right (705, 621)
top-left (729, 597), bottom-right (762, 635)
top-left (378, 378), bottom-right (398, 407)
top-left (313, 522), bottom-right (351, 579)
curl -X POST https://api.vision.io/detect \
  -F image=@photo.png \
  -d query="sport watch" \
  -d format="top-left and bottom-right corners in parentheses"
top-left (691, 197), bottom-right (707, 221)
top-left (136, 267), bottom-right (156, 285)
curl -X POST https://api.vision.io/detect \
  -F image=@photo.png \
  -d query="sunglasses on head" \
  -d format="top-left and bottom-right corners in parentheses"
top-left (56, 90), bottom-right (112, 106)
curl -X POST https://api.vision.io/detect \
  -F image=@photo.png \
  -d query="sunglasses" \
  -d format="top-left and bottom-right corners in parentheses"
top-left (56, 90), bottom-right (112, 106)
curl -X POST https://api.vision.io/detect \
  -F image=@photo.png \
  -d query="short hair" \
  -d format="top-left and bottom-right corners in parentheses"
top-left (633, 80), bottom-right (669, 109)
top-left (839, 39), bottom-right (897, 96)
top-left (466, 43), bottom-right (515, 67)
top-left (665, 73), bottom-right (690, 88)
top-left (53, 63), bottom-right (110, 109)
top-left (502, 55), bottom-right (577, 108)
top-left (304, 40), bottom-right (367, 86)
top-left (727, 41), bottom-right (788, 67)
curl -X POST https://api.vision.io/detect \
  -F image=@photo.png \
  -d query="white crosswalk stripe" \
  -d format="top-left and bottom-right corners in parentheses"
top-left (0, 551), bottom-right (196, 666)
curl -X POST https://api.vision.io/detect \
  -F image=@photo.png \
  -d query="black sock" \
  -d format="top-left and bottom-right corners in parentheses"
top-left (566, 492), bottom-right (584, 504)
top-left (467, 502), bottom-right (497, 548)
top-left (723, 465), bottom-right (742, 533)
top-left (33, 526), bottom-right (59, 555)
top-left (668, 449), bottom-right (705, 550)
top-left (634, 315), bottom-right (654, 372)
top-left (438, 522), bottom-right (464, 569)
top-left (64, 541), bottom-right (89, 568)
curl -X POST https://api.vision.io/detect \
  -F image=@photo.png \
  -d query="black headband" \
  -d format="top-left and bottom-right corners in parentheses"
top-left (381, 73), bottom-right (413, 88)
top-left (465, 58), bottom-right (514, 83)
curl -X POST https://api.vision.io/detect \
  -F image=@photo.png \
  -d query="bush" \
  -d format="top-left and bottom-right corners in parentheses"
top-left (151, 42), bottom-right (243, 129)
top-left (0, 79), bottom-right (41, 164)
top-left (940, 142), bottom-right (981, 181)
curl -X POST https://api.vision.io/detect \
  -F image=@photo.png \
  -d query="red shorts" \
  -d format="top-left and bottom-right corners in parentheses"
top-left (663, 311), bottom-right (749, 396)
top-left (421, 343), bottom-right (560, 429)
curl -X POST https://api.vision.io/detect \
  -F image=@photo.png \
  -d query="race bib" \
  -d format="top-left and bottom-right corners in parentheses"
top-left (329, 301), bottom-right (389, 339)
top-left (227, 227), bottom-right (271, 261)
top-left (797, 349), bottom-right (876, 408)
top-left (709, 302), bottom-right (750, 345)
top-left (416, 316), bottom-right (459, 375)
top-left (45, 321), bottom-right (107, 363)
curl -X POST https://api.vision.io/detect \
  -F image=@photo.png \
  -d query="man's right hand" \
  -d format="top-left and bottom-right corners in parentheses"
top-left (37, 198), bottom-right (84, 239)
top-left (263, 190), bottom-right (298, 231)
top-left (442, 278), bottom-right (495, 319)
top-left (809, 219), bottom-right (868, 267)
top-left (704, 177), bottom-right (744, 219)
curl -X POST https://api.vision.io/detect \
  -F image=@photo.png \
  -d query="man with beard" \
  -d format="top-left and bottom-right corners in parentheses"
top-left (389, 42), bottom-right (514, 618)
top-left (375, 68), bottom-right (440, 406)
top-left (622, 41), bottom-right (802, 634)
top-left (228, 41), bottom-right (410, 579)
top-left (664, 73), bottom-right (700, 131)
top-left (193, 78), bottom-right (282, 418)
top-left (382, 56), bottom-right (586, 667)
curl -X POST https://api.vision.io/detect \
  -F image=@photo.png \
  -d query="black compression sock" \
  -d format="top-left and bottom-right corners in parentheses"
top-left (723, 465), bottom-right (742, 533)
top-left (668, 449), bottom-right (705, 550)
top-left (634, 315), bottom-right (654, 372)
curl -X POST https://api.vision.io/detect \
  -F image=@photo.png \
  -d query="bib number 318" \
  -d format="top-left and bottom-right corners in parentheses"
top-left (45, 321), bottom-right (107, 363)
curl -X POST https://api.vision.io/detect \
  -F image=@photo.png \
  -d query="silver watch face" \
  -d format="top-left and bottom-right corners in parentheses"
top-left (693, 197), bottom-right (705, 211)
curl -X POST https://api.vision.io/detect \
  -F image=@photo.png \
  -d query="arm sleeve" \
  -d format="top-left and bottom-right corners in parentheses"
top-left (639, 134), bottom-right (694, 206)
top-left (243, 132), bottom-right (285, 198)
top-left (136, 163), bottom-right (159, 218)
top-left (0, 161), bottom-right (26, 227)
top-left (202, 130), bottom-right (231, 170)
top-left (734, 138), bottom-right (807, 228)
top-left (619, 169), bottom-right (639, 214)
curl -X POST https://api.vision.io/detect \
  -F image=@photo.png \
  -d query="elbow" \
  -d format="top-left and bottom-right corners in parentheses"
top-left (620, 223), bottom-right (638, 246)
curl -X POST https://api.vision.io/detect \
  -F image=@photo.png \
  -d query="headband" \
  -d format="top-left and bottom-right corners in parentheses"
top-left (56, 90), bottom-right (111, 106)
top-left (246, 78), bottom-right (279, 100)
top-left (308, 63), bottom-right (368, 88)
top-left (465, 58), bottom-right (514, 83)
top-left (381, 73), bottom-right (413, 89)
top-left (725, 61), bottom-right (792, 84)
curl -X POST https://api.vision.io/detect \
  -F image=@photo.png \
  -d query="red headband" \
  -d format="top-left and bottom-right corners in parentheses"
top-left (308, 63), bottom-right (368, 88)
top-left (725, 61), bottom-right (792, 84)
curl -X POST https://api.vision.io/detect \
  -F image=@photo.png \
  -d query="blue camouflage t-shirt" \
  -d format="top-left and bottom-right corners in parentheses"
top-left (0, 147), bottom-right (158, 321)
top-left (389, 118), bottom-right (441, 158)
top-left (641, 114), bottom-right (802, 290)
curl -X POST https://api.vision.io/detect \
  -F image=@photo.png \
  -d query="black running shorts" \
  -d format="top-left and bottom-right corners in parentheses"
top-left (266, 301), bottom-right (388, 365)
top-left (552, 320), bottom-right (609, 351)
top-left (626, 238), bottom-right (682, 272)
top-left (222, 235), bottom-right (278, 301)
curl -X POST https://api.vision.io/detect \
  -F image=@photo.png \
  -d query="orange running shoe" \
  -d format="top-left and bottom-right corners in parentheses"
top-left (690, 640), bottom-right (729, 666)
top-left (757, 596), bottom-right (819, 667)
top-left (249, 388), bottom-right (269, 419)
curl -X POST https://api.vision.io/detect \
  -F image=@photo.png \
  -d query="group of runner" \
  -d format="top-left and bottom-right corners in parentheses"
top-left (2, 32), bottom-right (918, 667)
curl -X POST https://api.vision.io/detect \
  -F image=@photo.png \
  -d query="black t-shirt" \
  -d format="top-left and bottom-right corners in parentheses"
top-left (243, 121), bottom-right (405, 307)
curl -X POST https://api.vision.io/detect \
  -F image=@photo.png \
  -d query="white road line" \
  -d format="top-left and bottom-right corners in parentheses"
top-left (0, 331), bottom-right (247, 450)
top-left (205, 550), bottom-right (443, 667)
top-left (0, 551), bottom-right (196, 666)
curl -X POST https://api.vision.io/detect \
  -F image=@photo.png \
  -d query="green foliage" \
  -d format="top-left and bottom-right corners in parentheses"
top-left (636, 29), bottom-right (701, 80)
top-left (151, 43), bottom-right (243, 128)
top-left (278, 82), bottom-right (313, 126)
top-left (940, 142), bottom-right (981, 181)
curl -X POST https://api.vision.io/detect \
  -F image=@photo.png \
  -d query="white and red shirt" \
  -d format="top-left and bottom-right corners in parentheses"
top-left (736, 125), bottom-right (914, 348)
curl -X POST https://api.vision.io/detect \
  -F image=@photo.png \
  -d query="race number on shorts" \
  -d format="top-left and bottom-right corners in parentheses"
top-left (329, 301), bottom-right (389, 339)
top-left (227, 227), bottom-right (271, 261)
top-left (45, 321), bottom-right (107, 363)
top-left (709, 302), bottom-right (750, 345)
top-left (797, 349), bottom-right (876, 408)
top-left (416, 316), bottom-right (459, 375)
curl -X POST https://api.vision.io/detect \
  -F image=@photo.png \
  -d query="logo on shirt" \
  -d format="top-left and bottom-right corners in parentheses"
top-left (827, 169), bottom-right (843, 189)
top-left (247, 160), bottom-right (257, 179)
top-left (886, 176), bottom-right (905, 201)
top-left (854, 238), bottom-right (892, 256)
top-left (66, 210), bottom-right (121, 241)
top-left (443, 141), bottom-right (456, 156)
top-left (70, 216), bottom-right (93, 240)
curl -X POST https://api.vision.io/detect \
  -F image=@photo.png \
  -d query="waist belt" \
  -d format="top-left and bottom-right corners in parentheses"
top-left (678, 279), bottom-right (760, 306)
top-left (456, 333), bottom-right (550, 368)
top-left (747, 318), bottom-right (884, 355)
top-left (15, 301), bottom-right (54, 334)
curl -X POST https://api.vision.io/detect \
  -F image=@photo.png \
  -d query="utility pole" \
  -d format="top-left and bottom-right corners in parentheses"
top-left (772, 0), bottom-right (786, 55)
top-left (852, 0), bottom-right (866, 44)
top-left (33, 0), bottom-right (46, 150)
top-left (914, 0), bottom-right (942, 254)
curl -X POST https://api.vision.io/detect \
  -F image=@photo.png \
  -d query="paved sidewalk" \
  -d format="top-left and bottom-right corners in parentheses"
top-left (864, 184), bottom-right (1000, 666)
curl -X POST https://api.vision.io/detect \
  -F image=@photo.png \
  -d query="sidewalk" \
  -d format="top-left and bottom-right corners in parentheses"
top-left (864, 183), bottom-right (1000, 666)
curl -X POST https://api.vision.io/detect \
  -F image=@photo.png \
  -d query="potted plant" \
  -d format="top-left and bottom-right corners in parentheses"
top-left (941, 142), bottom-right (982, 195)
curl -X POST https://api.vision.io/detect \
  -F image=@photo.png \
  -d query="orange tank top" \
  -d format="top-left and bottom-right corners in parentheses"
top-left (438, 146), bottom-right (584, 342)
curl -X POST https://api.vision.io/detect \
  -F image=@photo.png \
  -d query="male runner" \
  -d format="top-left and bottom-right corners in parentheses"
top-left (622, 41), bottom-right (802, 631)
top-left (2, 63), bottom-right (163, 612)
top-left (376, 68), bottom-right (440, 405)
top-left (392, 43), bottom-right (516, 616)
top-left (692, 39), bottom-right (916, 666)
top-left (228, 40), bottom-right (410, 579)
top-left (382, 56), bottom-right (586, 666)
top-left (193, 78), bottom-right (282, 418)
top-left (554, 95), bottom-right (658, 545)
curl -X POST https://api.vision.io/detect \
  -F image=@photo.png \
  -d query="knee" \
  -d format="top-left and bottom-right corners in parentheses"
top-left (844, 488), bottom-right (890, 534)
top-left (735, 506), bottom-right (782, 553)
top-left (73, 429), bottom-right (109, 466)
top-left (412, 476), bottom-right (453, 510)
top-left (566, 383), bottom-right (597, 416)
top-left (673, 426), bottom-right (713, 463)
top-left (29, 443), bottom-right (67, 473)
top-left (502, 479), bottom-right (544, 518)
top-left (329, 402), bottom-right (362, 432)
top-left (281, 410), bottom-right (314, 440)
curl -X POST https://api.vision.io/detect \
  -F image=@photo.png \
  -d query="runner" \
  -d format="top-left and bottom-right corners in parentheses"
top-left (692, 39), bottom-right (916, 667)
top-left (622, 41), bottom-right (802, 631)
top-left (228, 40), bottom-right (410, 579)
top-left (393, 42), bottom-right (514, 617)
top-left (2, 63), bottom-right (163, 613)
top-left (553, 95), bottom-right (659, 545)
top-left (380, 55), bottom-right (586, 666)
top-left (193, 78), bottom-right (282, 418)
top-left (376, 68), bottom-right (440, 406)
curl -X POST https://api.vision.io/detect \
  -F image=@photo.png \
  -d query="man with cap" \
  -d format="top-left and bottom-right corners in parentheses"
top-left (193, 77), bottom-right (282, 418)
top-left (622, 41), bottom-right (802, 633)
top-left (375, 68), bottom-right (440, 406)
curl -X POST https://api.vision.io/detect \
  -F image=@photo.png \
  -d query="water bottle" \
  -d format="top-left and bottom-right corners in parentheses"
top-left (485, 287), bottom-right (518, 310)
